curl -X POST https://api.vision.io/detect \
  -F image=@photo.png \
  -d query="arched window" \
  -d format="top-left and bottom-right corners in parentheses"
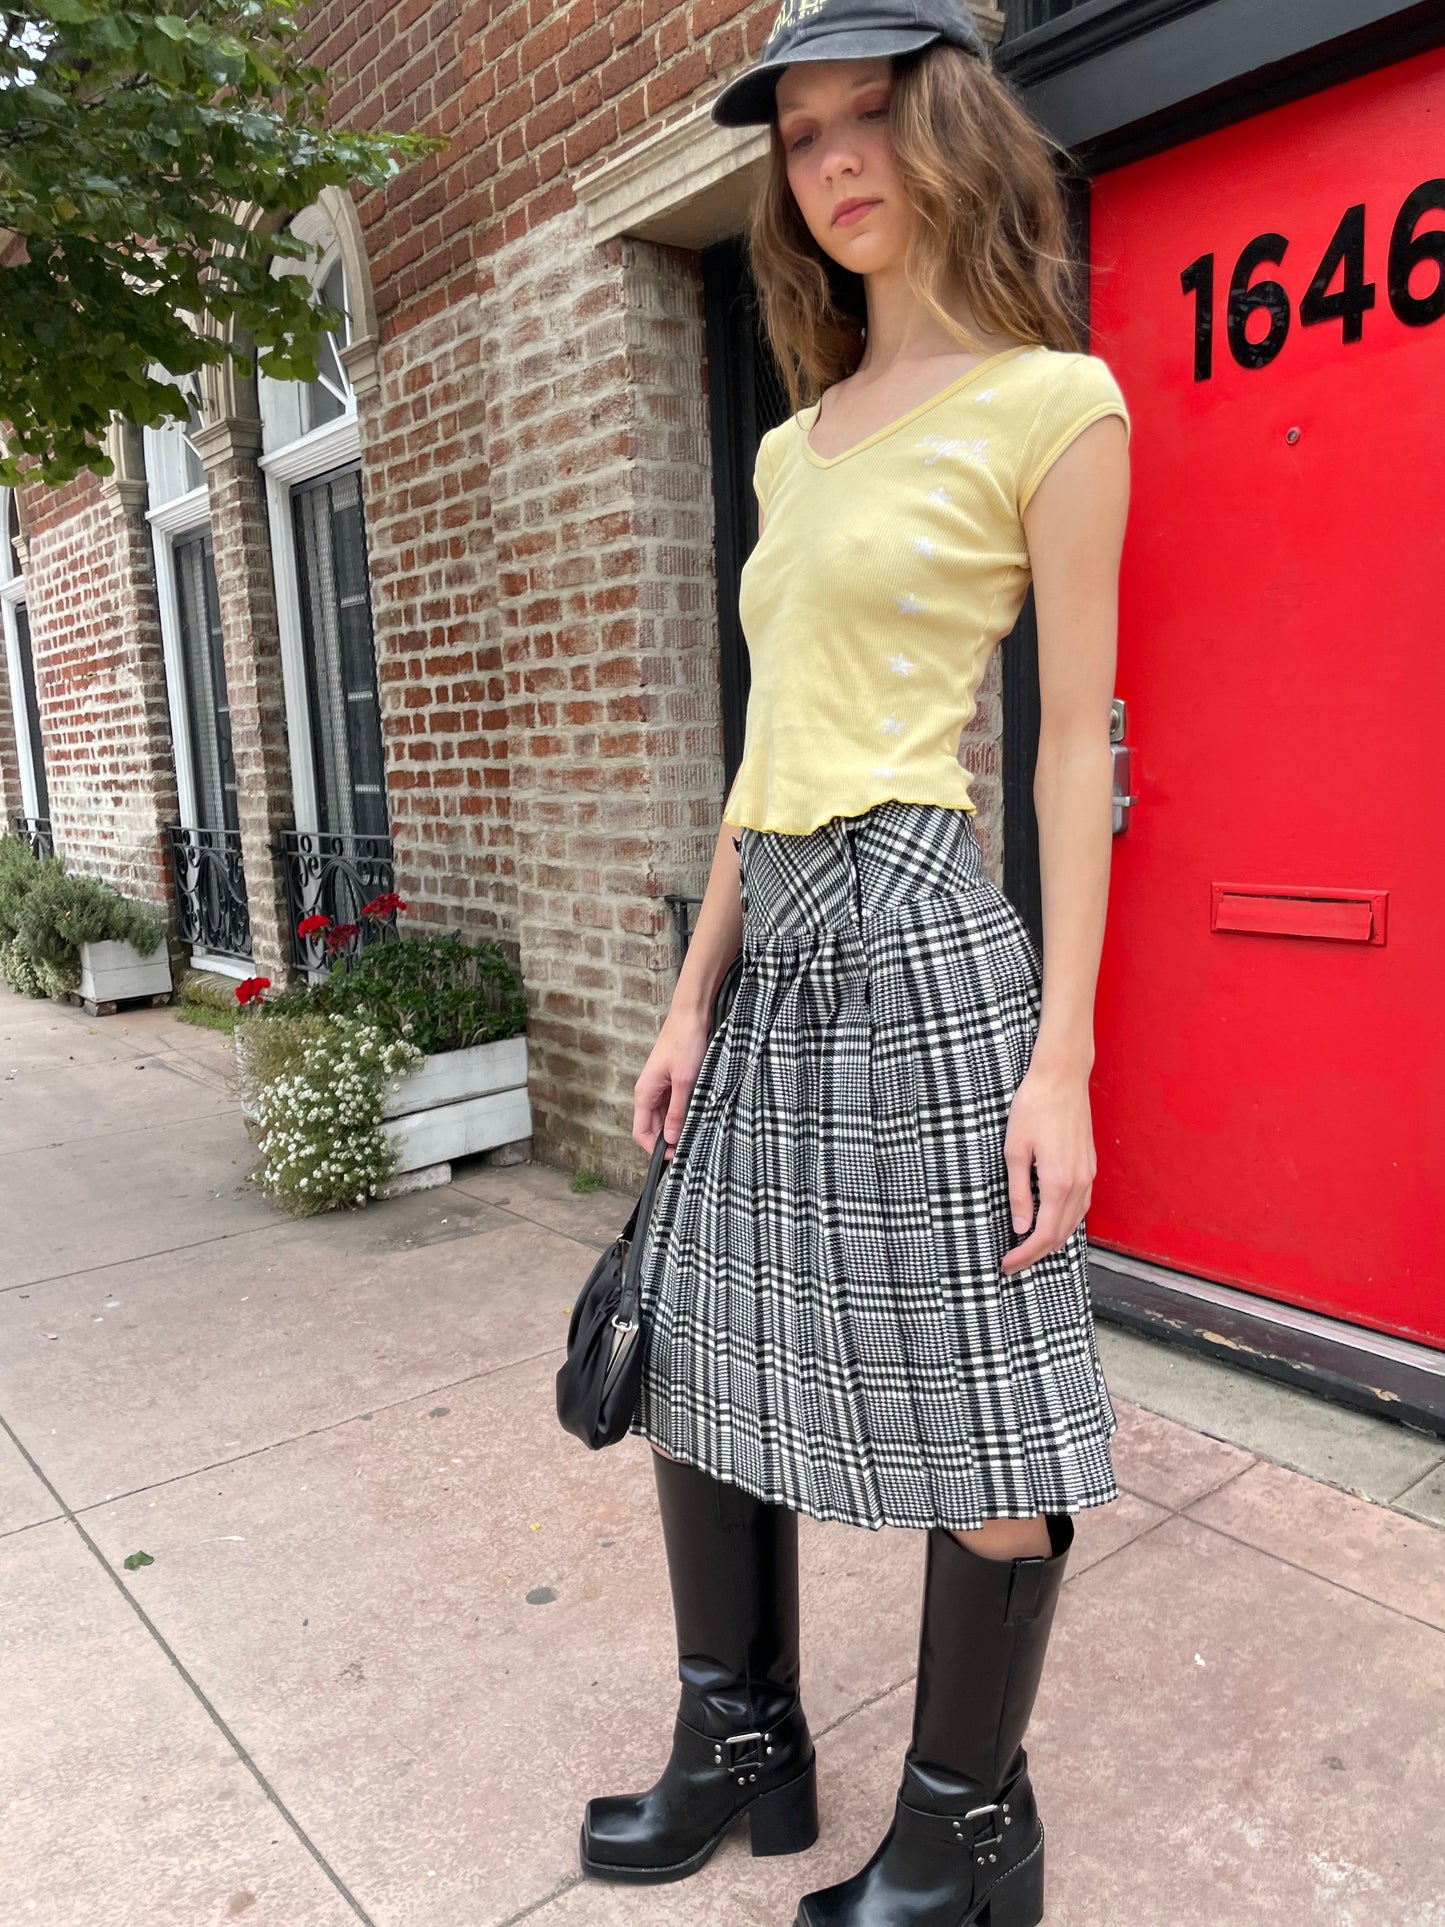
top-left (141, 378), bottom-right (253, 967)
top-left (258, 207), bottom-right (356, 456)
top-left (255, 197), bottom-right (391, 971)
top-left (142, 374), bottom-right (206, 507)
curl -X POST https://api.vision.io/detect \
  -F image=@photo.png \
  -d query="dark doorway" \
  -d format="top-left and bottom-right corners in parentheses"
top-left (700, 235), bottom-right (794, 804)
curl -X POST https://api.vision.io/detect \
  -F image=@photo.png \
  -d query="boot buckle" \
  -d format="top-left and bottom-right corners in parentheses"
top-left (952, 1802), bottom-right (1006, 1858)
top-left (711, 1730), bottom-right (766, 1782)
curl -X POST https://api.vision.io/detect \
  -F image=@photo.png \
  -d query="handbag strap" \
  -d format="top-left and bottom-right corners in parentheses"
top-left (614, 1129), bottom-right (672, 1329)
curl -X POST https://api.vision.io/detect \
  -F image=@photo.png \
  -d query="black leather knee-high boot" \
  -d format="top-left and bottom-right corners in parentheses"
top-left (579, 1451), bottom-right (819, 1882)
top-left (794, 1513), bottom-right (1074, 1927)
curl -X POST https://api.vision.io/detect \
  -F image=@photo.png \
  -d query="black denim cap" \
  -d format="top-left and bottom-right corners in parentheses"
top-left (709, 0), bottom-right (987, 128)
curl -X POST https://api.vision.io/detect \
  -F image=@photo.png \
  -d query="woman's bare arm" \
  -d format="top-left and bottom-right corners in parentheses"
top-left (669, 817), bottom-right (745, 1029)
top-left (632, 508), bottom-right (763, 1154)
top-left (1000, 413), bottom-right (1130, 1274)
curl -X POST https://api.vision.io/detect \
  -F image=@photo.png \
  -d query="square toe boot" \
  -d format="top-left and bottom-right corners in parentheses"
top-left (794, 1513), bottom-right (1074, 1927)
top-left (579, 1451), bottom-right (818, 1882)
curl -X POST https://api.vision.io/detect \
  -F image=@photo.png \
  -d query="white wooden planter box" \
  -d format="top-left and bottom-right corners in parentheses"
top-left (77, 939), bottom-right (172, 1006)
top-left (237, 1027), bottom-right (531, 1176)
top-left (380, 1035), bottom-right (532, 1175)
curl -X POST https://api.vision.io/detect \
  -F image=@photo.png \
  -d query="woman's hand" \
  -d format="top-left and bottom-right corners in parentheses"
top-left (1000, 1062), bottom-right (1097, 1275)
top-left (633, 1006), bottom-right (713, 1162)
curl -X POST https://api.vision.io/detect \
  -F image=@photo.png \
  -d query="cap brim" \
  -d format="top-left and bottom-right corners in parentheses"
top-left (708, 28), bottom-right (942, 127)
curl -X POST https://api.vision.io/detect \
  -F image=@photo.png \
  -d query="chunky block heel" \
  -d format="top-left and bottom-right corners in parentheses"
top-left (749, 1755), bottom-right (819, 1857)
top-left (975, 1833), bottom-right (1045, 1927)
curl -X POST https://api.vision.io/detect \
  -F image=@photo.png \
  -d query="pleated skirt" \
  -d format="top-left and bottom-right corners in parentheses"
top-left (629, 799), bottom-right (1119, 1532)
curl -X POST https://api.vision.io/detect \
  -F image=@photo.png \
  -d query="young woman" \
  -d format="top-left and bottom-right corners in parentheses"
top-left (579, 4), bottom-right (1131, 1923)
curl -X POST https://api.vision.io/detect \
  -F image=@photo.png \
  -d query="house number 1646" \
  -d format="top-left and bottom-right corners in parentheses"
top-left (1180, 178), bottom-right (1445, 381)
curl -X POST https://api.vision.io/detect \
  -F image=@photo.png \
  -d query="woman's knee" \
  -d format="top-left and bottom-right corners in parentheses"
top-left (947, 1514), bottom-right (1052, 1561)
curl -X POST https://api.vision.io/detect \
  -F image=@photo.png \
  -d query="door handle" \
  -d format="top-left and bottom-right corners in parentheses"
top-left (1110, 699), bottom-right (1137, 834)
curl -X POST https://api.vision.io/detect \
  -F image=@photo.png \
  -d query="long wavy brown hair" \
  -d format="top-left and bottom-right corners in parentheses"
top-left (745, 40), bottom-right (1088, 415)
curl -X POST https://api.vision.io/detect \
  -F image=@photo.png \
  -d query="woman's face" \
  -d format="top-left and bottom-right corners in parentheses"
top-left (773, 56), bottom-right (914, 271)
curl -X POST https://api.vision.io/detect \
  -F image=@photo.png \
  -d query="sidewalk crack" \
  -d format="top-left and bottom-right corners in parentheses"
top-left (0, 1406), bottom-right (381, 1923)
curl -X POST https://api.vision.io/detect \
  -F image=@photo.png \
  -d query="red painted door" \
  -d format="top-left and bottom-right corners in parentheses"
top-left (1087, 44), bottom-right (1445, 1349)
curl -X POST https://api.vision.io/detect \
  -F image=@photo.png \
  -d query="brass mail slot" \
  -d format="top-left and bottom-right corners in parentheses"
top-left (1210, 883), bottom-right (1388, 945)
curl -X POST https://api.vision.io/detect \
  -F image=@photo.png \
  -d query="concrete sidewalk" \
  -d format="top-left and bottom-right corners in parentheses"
top-left (3, 983), bottom-right (1443, 1927)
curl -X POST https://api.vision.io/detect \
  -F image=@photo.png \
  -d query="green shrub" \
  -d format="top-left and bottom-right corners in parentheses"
top-left (0, 935), bottom-right (47, 998)
top-left (321, 931), bottom-right (527, 1054)
top-left (249, 929), bottom-right (526, 1054)
top-left (0, 835), bottom-right (42, 948)
top-left (235, 907), bottom-right (527, 1219)
top-left (0, 839), bottom-right (166, 1000)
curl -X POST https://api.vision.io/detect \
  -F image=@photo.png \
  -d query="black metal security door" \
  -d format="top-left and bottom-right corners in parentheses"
top-left (172, 531), bottom-right (238, 835)
top-left (290, 465), bottom-right (388, 841)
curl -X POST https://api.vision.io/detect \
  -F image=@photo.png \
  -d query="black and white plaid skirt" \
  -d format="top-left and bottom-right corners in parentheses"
top-left (630, 799), bottom-right (1118, 1532)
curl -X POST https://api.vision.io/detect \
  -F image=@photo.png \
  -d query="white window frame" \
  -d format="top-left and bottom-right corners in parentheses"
top-left (145, 481), bottom-right (213, 836)
top-left (146, 486), bottom-right (255, 977)
top-left (257, 208), bottom-right (365, 840)
top-left (1, 488), bottom-right (45, 822)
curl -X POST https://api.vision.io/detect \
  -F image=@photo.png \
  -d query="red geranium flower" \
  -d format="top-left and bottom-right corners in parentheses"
top-left (361, 891), bottom-right (407, 920)
top-left (324, 921), bottom-right (361, 952)
top-left (297, 913), bottom-right (331, 938)
top-left (234, 976), bottom-right (271, 1006)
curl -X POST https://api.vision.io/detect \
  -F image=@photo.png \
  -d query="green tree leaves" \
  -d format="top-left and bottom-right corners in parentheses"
top-left (0, 0), bottom-right (443, 485)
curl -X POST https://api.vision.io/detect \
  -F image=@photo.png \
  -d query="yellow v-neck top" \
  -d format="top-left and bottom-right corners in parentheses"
top-left (720, 344), bottom-right (1130, 835)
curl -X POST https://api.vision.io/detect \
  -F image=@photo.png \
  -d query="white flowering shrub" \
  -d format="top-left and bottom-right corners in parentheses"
top-left (250, 1013), bottom-right (422, 1218)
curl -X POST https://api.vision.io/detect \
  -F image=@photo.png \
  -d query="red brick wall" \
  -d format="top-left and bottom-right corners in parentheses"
top-left (10, 0), bottom-right (1007, 1184)
top-left (307, 0), bottom-right (769, 1168)
top-left (357, 300), bottom-right (516, 949)
top-left (308, 0), bottom-right (770, 331)
top-left (20, 472), bottom-right (176, 910)
top-left (476, 206), bottom-right (720, 1177)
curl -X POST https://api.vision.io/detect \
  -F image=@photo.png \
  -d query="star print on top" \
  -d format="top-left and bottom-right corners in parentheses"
top-left (722, 344), bottom-right (1130, 835)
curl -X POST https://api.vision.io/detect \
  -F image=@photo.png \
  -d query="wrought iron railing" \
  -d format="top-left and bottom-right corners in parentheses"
top-left (277, 828), bottom-right (396, 972)
top-left (165, 824), bottom-right (251, 961)
top-left (9, 813), bottom-right (54, 860)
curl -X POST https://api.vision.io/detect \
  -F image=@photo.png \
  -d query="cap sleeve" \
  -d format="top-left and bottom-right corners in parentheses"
top-left (753, 431), bottom-right (776, 515)
top-left (1016, 354), bottom-right (1130, 515)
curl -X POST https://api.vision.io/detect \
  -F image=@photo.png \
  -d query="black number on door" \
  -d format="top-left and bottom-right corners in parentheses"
top-left (1183, 178), bottom-right (1445, 377)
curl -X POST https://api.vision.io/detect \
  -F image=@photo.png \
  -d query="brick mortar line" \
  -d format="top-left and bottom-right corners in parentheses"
top-left (0, 1405), bottom-right (381, 1925)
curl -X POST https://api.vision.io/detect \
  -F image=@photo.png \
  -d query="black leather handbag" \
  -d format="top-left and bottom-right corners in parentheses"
top-left (555, 1128), bottom-right (672, 1449)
